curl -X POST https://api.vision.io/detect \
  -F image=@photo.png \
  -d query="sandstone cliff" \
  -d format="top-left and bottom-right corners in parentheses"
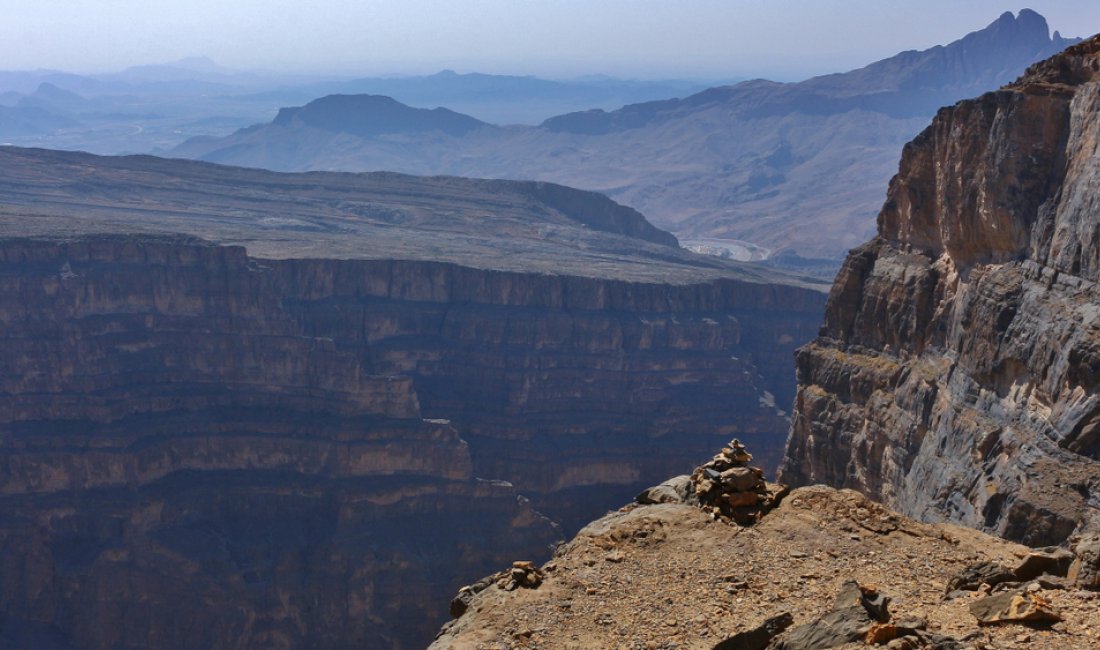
top-left (779, 37), bottom-right (1100, 546)
top-left (0, 149), bottom-right (825, 648)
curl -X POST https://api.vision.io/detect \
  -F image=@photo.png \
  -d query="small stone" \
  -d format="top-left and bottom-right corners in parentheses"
top-left (696, 479), bottom-right (716, 495)
top-left (865, 623), bottom-right (899, 645)
top-left (712, 612), bottom-right (793, 650)
top-left (947, 561), bottom-right (1017, 592)
top-left (1036, 576), bottom-right (1067, 590)
top-left (1068, 535), bottom-right (1100, 590)
top-left (605, 551), bottom-right (625, 563)
top-left (723, 491), bottom-right (759, 507)
top-left (719, 467), bottom-right (760, 492)
top-left (969, 590), bottom-right (1062, 625)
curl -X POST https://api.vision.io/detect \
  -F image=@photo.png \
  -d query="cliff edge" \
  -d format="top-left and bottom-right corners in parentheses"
top-left (431, 484), bottom-right (1100, 649)
top-left (778, 37), bottom-right (1100, 545)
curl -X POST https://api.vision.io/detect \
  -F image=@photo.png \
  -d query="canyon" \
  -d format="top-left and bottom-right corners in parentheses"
top-left (432, 36), bottom-right (1100, 650)
top-left (0, 146), bottom-right (825, 649)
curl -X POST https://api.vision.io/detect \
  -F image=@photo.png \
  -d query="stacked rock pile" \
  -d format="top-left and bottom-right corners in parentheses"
top-left (691, 439), bottom-right (787, 525)
top-left (498, 560), bottom-right (544, 591)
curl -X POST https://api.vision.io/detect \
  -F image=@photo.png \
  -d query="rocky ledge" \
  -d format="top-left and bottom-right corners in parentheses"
top-left (778, 35), bottom-right (1100, 545)
top-left (433, 481), bottom-right (1100, 649)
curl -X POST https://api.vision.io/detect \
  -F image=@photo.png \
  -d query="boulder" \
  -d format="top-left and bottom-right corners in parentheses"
top-left (711, 612), bottom-right (793, 650)
top-left (1013, 547), bottom-right (1074, 580)
top-left (636, 475), bottom-right (693, 505)
top-left (969, 591), bottom-right (1061, 625)
top-left (770, 581), bottom-right (890, 649)
top-left (946, 561), bottom-right (1017, 592)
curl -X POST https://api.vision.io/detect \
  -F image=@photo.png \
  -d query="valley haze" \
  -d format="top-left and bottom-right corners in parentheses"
top-left (0, 3), bottom-right (1098, 650)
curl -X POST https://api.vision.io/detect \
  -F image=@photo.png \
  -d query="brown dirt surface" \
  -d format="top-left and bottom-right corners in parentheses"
top-left (431, 486), bottom-right (1100, 650)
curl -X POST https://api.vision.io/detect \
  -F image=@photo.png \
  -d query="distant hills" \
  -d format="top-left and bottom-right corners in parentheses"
top-left (0, 64), bottom-right (712, 152)
top-left (171, 10), bottom-right (1081, 263)
top-left (247, 69), bottom-right (715, 125)
top-left (271, 94), bottom-right (491, 138)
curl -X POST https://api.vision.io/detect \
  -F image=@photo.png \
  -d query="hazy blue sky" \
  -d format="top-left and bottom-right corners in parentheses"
top-left (2, 1), bottom-right (1099, 80)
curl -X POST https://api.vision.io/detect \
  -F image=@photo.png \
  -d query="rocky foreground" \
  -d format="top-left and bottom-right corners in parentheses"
top-left (432, 481), bottom-right (1100, 650)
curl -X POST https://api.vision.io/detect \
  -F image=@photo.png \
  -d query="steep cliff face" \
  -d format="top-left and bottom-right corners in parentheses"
top-left (780, 37), bottom-right (1100, 545)
top-left (0, 237), bottom-right (561, 650)
top-left (0, 233), bottom-right (823, 649)
top-left (0, 147), bottom-right (827, 648)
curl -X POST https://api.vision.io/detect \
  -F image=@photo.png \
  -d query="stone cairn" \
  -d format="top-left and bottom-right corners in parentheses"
top-left (691, 439), bottom-right (787, 525)
top-left (498, 560), bottom-right (544, 591)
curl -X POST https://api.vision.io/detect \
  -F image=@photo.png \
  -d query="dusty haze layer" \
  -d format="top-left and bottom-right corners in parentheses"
top-left (172, 11), bottom-right (1078, 262)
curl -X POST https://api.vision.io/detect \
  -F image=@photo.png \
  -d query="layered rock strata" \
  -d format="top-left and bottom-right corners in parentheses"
top-left (0, 232), bottom-right (822, 648)
top-left (0, 146), bottom-right (827, 648)
top-left (779, 37), bottom-right (1100, 545)
top-left (0, 237), bottom-right (562, 650)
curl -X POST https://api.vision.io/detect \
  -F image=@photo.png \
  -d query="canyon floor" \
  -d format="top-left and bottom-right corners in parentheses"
top-left (432, 486), bottom-right (1100, 650)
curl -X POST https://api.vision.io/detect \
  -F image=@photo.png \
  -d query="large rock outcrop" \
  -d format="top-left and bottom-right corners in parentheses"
top-left (430, 485), bottom-right (1100, 649)
top-left (0, 148), bottom-right (826, 648)
top-left (779, 37), bottom-right (1100, 546)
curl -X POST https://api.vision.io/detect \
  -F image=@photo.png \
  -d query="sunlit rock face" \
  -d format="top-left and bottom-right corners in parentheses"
top-left (780, 37), bottom-right (1100, 547)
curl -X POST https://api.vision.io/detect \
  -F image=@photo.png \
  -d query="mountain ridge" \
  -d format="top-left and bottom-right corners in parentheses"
top-left (171, 10), bottom-right (1082, 262)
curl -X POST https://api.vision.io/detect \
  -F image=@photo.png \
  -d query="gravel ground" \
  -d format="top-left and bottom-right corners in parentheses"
top-left (432, 486), bottom-right (1100, 650)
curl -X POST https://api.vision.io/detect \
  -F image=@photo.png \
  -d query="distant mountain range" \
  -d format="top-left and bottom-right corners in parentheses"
top-left (0, 63), bottom-right (713, 152)
top-left (171, 10), bottom-right (1081, 263)
top-left (269, 94), bottom-right (490, 138)
top-left (245, 70), bottom-right (715, 125)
